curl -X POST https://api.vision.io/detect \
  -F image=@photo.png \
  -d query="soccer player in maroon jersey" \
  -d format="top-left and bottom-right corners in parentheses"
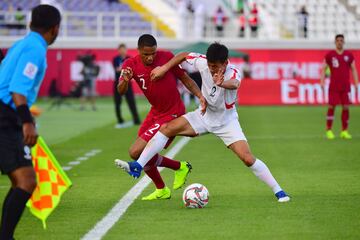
top-left (115, 34), bottom-right (206, 200)
top-left (320, 34), bottom-right (359, 139)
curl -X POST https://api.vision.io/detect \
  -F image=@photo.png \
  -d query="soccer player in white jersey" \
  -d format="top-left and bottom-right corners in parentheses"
top-left (115, 42), bottom-right (290, 202)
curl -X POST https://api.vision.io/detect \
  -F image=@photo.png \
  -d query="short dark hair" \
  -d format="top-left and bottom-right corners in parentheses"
top-left (30, 5), bottom-right (61, 32)
top-left (137, 34), bottom-right (157, 48)
top-left (118, 43), bottom-right (126, 49)
top-left (206, 42), bottom-right (228, 63)
top-left (335, 34), bottom-right (344, 40)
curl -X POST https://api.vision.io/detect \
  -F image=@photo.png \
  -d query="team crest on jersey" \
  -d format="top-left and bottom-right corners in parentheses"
top-left (344, 55), bottom-right (349, 62)
top-left (23, 62), bottom-right (39, 80)
top-left (332, 57), bottom-right (339, 68)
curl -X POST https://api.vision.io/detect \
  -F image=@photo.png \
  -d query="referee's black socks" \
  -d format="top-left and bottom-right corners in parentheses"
top-left (0, 188), bottom-right (32, 240)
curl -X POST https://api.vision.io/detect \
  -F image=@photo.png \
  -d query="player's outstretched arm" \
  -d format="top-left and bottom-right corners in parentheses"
top-left (179, 73), bottom-right (207, 114)
top-left (117, 67), bottom-right (133, 95)
top-left (151, 52), bottom-right (189, 80)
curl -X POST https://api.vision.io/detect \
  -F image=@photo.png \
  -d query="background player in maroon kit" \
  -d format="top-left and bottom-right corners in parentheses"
top-left (116, 34), bottom-right (206, 200)
top-left (320, 34), bottom-right (359, 139)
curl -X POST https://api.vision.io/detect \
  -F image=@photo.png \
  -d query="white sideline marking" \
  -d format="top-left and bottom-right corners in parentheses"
top-left (68, 161), bottom-right (81, 165)
top-left (63, 149), bottom-right (102, 172)
top-left (81, 137), bottom-right (191, 240)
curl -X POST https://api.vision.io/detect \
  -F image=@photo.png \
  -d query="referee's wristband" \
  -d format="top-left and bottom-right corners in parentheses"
top-left (16, 104), bottom-right (34, 124)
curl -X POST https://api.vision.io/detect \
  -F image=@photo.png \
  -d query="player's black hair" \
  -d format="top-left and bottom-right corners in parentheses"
top-left (118, 43), bottom-right (126, 49)
top-left (335, 34), bottom-right (344, 40)
top-left (137, 34), bottom-right (157, 48)
top-left (206, 42), bottom-right (228, 63)
top-left (30, 5), bottom-right (61, 32)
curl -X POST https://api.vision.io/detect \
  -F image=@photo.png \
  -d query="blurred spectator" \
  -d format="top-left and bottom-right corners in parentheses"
top-left (112, 43), bottom-right (140, 128)
top-left (298, 6), bottom-right (309, 38)
top-left (187, 0), bottom-right (194, 14)
top-left (3, 5), bottom-right (26, 32)
top-left (238, 8), bottom-right (246, 37)
top-left (14, 7), bottom-right (26, 29)
top-left (78, 52), bottom-right (99, 111)
top-left (249, 3), bottom-right (259, 38)
top-left (107, 0), bottom-right (119, 3)
top-left (194, 3), bottom-right (205, 39)
top-left (213, 6), bottom-right (227, 37)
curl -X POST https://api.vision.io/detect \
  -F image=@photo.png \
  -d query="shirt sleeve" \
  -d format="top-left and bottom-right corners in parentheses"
top-left (8, 48), bottom-right (44, 98)
top-left (349, 52), bottom-right (354, 65)
top-left (325, 52), bottom-right (331, 66)
top-left (119, 58), bottom-right (133, 81)
top-left (185, 52), bottom-right (207, 72)
top-left (225, 66), bottom-right (242, 82)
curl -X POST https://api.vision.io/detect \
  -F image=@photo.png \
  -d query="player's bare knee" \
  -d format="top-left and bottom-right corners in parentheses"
top-left (242, 153), bottom-right (256, 167)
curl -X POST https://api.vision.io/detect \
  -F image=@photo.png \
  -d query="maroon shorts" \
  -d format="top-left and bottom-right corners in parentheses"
top-left (328, 91), bottom-right (351, 106)
top-left (138, 112), bottom-right (181, 149)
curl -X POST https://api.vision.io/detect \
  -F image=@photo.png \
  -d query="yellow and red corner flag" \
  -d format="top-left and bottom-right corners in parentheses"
top-left (27, 136), bottom-right (72, 229)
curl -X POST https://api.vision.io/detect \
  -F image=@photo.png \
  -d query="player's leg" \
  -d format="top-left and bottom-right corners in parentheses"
top-left (1, 166), bottom-right (37, 239)
top-left (326, 91), bottom-right (339, 139)
top-left (136, 111), bottom-right (206, 189)
top-left (340, 91), bottom-right (352, 139)
top-left (128, 137), bottom-right (176, 174)
top-left (141, 155), bottom-right (171, 200)
top-left (340, 105), bottom-right (351, 139)
top-left (136, 115), bottom-right (198, 167)
top-left (214, 120), bottom-right (289, 202)
top-left (326, 104), bottom-right (336, 139)
top-left (126, 137), bottom-right (170, 199)
top-left (229, 141), bottom-right (290, 202)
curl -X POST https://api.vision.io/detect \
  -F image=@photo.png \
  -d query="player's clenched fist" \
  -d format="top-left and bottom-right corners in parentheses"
top-left (120, 67), bottom-right (133, 82)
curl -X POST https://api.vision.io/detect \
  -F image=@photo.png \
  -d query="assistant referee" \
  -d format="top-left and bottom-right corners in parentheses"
top-left (0, 5), bottom-right (61, 239)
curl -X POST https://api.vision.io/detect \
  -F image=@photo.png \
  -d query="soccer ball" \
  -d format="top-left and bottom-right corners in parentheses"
top-left (182, 183), bottom-right (209, 208)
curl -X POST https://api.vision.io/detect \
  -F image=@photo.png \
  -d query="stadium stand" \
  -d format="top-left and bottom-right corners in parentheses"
top-left (0, 0), bottom-right (359, 40)
top-left (255, 0), bottom-right (360, 40)
top-left (0, 0), bottom-right (162, 37)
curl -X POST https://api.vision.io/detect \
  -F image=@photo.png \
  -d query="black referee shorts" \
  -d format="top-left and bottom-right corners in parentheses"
top-left (0, 101), bottom-right (33, 175)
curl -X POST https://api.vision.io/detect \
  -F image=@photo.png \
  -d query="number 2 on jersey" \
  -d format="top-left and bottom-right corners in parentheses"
top-left (140, 78), bottom-right (147, 90)
top-left (145, 123), bottom-right (160, 136)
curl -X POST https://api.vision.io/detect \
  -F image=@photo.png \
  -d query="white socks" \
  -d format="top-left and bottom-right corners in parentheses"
top-left (250, 159), bottom-right (282, 194)
top-left (137, 132), bottom-right (169, 167)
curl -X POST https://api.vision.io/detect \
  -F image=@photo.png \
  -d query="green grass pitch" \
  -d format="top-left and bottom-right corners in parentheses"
top-left (0, 97), bottom-right (359, 239)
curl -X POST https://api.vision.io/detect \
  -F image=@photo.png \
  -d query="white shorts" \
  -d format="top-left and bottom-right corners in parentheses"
top-left (183, 109), bottom-right (247, 146)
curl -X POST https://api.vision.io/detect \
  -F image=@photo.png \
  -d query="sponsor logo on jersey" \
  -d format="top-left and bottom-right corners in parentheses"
top-left (23, 62), bottom-right (39, 80)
